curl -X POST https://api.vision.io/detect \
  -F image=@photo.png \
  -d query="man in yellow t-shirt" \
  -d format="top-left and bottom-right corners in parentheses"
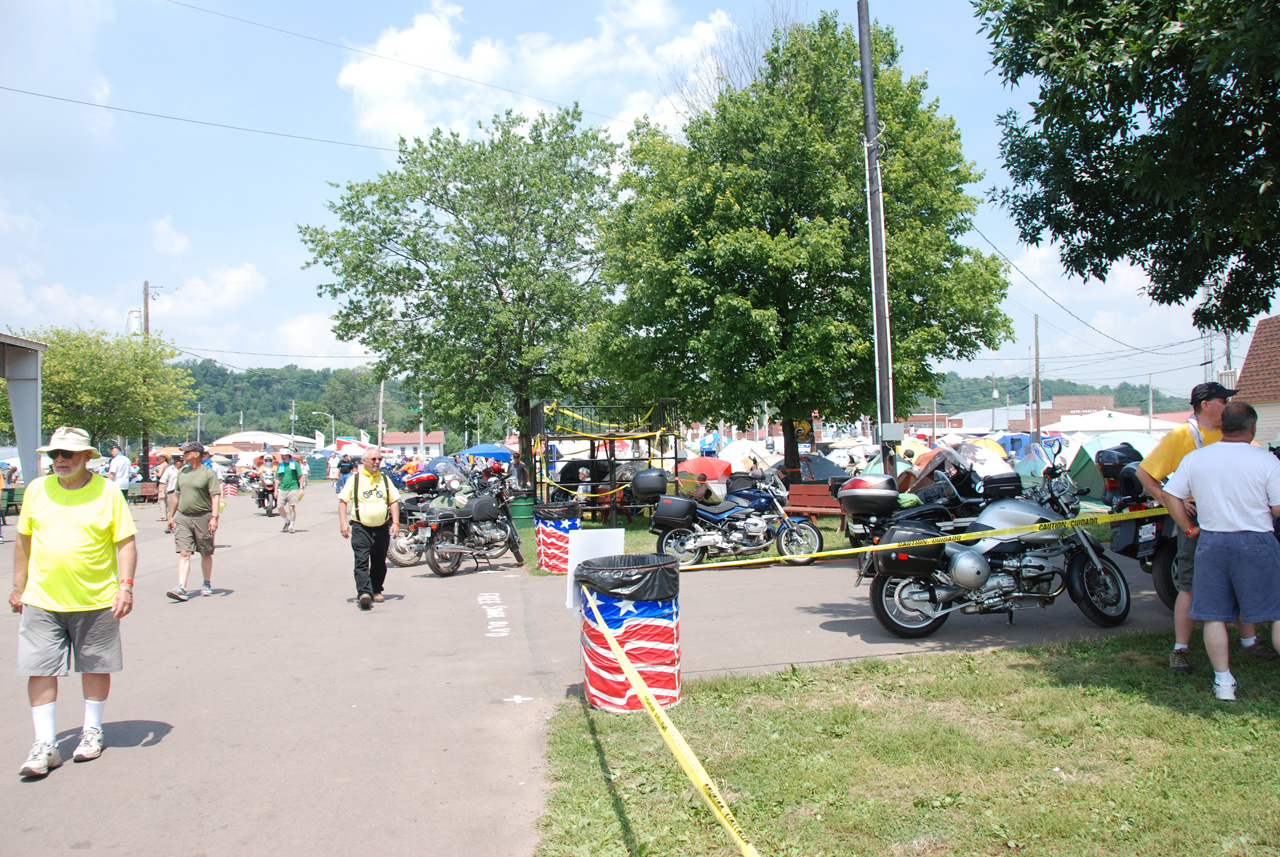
top-left (1137, 382), bottom-right (1277, 673)
top-left (9, 427), bottom-right (137, 778)
top-left (338, 449), bottom-right (400, 610)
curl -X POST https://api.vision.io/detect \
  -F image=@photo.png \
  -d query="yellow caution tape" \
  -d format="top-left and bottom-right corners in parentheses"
top-left (548, 402), bottom-right (658, 430)
top-left (580, 585), bottom-right (761, 857)
top-left (681, 506), bottom-right (1170, 571)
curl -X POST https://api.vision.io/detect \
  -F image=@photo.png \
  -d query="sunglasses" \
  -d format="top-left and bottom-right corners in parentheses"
top-left (49, 449), bottom-right (80, 460)
top-left (367, 456), bottom-right (383, 462)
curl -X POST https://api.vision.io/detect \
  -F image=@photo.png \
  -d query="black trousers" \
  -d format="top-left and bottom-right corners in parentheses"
top-left (351, 521), bottom-right (390, 596)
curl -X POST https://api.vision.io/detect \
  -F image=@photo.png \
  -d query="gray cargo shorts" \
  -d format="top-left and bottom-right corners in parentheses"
top-left (17, 605), bottom-right (123, 675)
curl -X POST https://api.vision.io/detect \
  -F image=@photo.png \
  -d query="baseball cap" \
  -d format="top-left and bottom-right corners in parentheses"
top-left (179, 441), bottom-right (207, 454)
top-left (1190, 382), bottom-right (1236, 406)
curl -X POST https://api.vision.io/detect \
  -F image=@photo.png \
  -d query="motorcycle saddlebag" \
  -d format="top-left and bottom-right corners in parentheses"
top-left (404, 471), bottom-right (439, 495)
top-left (837, 474), bottom-right (899, 516)
top-left (630, 468), bottom-right (669, 503)
top-left (875, 521), bottom-right (945, 576)
top-left (652, 495), bottom-right (697, 529)
top-left (981, 472), bottom-right (1022, 499)
top-left (463, 495), bottom-right (500, 522)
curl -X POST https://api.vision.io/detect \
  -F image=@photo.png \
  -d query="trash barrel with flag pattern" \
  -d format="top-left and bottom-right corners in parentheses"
top-left (577, 554), bottom-right (680, 712)
top-left (222, 481), bottom-right (238, 498)
top-left (534, 502), bottom-right (581, 574)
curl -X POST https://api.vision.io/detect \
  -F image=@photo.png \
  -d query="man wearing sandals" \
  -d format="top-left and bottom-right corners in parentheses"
top-left (9, 427), bottom-right (137, 778)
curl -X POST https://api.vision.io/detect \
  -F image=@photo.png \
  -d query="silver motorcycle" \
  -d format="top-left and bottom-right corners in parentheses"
top-left (864, 464), bottom-right (1130, 638)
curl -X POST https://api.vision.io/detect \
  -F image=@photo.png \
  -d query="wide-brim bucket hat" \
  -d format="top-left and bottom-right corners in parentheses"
top-left (37, 427), bottom-right (105, 462)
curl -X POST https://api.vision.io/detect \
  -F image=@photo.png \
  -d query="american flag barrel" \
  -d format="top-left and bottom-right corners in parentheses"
top-left (577, 554), bottom-right (681, 712)
top-left (534, 502), bottom-right (581, 574)
top-left (222, 482), bottom-right (238, 498)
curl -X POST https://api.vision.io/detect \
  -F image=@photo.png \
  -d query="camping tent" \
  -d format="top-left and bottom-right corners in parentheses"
top-left (1041, 409), bottom-right (1181, 437)
top-left (1065, 431), bottom-right (1162, 498)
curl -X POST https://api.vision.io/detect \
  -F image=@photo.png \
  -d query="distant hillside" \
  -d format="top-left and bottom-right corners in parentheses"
top-left (916, 373), bottom-right (1186, 417)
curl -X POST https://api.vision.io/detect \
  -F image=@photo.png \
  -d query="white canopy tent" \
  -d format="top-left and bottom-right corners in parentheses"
top-left (1040, 410), bottom-right (1181, 438)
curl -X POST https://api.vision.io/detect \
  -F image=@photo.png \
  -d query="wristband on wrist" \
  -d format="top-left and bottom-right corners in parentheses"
top-left (1186, 528), bottom-right (1196, 537)
top-left (120, 579), bottom-right (134, 585)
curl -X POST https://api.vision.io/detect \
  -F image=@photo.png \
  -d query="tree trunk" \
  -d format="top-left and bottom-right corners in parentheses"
top-left (781, 417), bottom-right (802, 483)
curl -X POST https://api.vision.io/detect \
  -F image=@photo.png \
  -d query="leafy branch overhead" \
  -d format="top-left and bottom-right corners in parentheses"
top-left (977, 0), bottom-right (1280, 331)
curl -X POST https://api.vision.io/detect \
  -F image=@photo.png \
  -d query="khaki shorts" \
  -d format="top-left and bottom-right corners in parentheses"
top-left (281, 488), bottom-right (302, 506)
top-left (174, 511), bottom-right (216, 556)
top-left (17, 606), bottom-right (123, 675)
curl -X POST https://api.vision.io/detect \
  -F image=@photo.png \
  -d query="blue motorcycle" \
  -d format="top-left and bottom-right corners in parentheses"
top-left (651, 470), bottom-right (823, 566)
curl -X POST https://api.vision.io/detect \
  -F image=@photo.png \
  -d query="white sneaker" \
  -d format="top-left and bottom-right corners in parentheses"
top-left (73, 727), bottom-right (104, 762)
top-left (1213, 680), bottom-right (1238, 701)
top-left (20, 741), bottom-right (61, 777)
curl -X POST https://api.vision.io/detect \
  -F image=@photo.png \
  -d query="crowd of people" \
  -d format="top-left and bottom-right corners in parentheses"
top-left (8, 386), bottom-right (1280, 782)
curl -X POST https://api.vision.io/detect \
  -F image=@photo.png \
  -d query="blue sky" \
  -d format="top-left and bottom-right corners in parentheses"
top-left (0, 0), bottom-right (1249, 405)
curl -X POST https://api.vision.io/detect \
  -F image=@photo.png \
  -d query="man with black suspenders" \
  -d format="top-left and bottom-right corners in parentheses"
top-left (337, 449), bottom-right (400, 610)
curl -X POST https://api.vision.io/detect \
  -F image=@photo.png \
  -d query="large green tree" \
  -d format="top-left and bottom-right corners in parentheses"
top-left (977, 0), bottom-right (1279, 331)
top-left (300, 107), bottom-right (617, 462)
top-left (0, 327), bottom-right (194, 447)
top-left (600, 13), bottom-right (1011, 468)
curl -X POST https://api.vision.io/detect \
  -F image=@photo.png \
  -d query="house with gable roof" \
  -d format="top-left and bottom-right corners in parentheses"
top-left (1234, 314), bottom-right (1280, 445)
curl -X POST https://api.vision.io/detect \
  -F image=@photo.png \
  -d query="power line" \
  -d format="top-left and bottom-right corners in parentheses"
top-left (177, 345), bottom-right (370, 359)
top-left (0, 85), bottom-right (397, 152)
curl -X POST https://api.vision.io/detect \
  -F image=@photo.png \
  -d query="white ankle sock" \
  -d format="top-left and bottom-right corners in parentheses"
top-left (1214, 670), bottom-right (1235, 685)
top-left (32, 702), bottom-right (56, 744)
top-left (84, 699), bottom-right (106, 731)
top-left (1172, 644), bottom-right (1189, 651)
top-left (1240, 636), bottom-right (1257, 648)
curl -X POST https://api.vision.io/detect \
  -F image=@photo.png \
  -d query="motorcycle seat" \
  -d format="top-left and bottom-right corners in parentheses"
top-left (698, 500), bottom-right (741, 516)
top-left (436, 509), bottom-right (473, 521)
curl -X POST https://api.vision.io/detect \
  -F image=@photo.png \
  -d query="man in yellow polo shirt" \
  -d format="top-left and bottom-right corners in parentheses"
top-left (338, 449), bottom-right (400, 610)
top-left (1138, 382), bottom-right (1278, 673)
top-left (9, 427), bottom-right (137, 778)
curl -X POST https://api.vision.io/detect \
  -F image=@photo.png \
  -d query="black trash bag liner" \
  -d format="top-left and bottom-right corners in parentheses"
top-left (576, 553), bottom-right (680, 601)
top-left (534, 502), bottom-right (581, 521)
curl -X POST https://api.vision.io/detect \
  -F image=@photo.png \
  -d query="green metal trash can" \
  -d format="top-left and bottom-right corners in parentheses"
top-left (509, 492), bottom-right (536, 526)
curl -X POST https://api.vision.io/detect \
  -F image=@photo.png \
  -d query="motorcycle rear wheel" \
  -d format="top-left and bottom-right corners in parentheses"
top-left (1072, 553), bottom-right (1131, 627)
top-left (869, 575), bottom-right (950, 638)
top-left (776, 520), bottom-right (823, 565)
top-left (387, 533), bottom-right (424, 568)
top-left (1149, 540), bottom-right (1177, 611)
top-left (657, 527), bottom-right (705, 566)
top-left (427, 530), bottom-right (463, 577)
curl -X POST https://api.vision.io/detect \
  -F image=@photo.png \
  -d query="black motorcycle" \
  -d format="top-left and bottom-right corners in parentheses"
top-left (425, 478), bottom-right (525, 577)
top-left (246, 471), bottom-right (277, 517)
top-left (1098, 447), bottom-right (1178, 611)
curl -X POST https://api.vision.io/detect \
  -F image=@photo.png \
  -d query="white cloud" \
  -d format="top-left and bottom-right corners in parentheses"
top-left (337, 0), bottom-right (736, 147)
top-left (151, 215), bottom-right (190, 254)
top-left (272, 312), bottom-right (372, 370)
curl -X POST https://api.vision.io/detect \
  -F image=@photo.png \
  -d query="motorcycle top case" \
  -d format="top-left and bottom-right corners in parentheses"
top-left (576, 553), bottom-right (680, 601)
top-left (875, 521), bottom-right (945, 576)
top-left (1094, 442), bottom-right (1143, 480)
top-left (980, 472), bottom-right (1022, 499)
top-left (404, 471), bottom-right (439, 495)
top-left (630, 468), bottom-right (669, 503)
top-left (836, 474), bottom-right (899, 516)
top-left (652, 495), bottom-right (697, 529)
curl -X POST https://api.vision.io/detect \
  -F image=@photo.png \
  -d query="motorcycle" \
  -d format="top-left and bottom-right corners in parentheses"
top-left (864, 462), bottom-right (1130, 638)
top-left (387, 470), bottom-right (444, 568)
top-left (1097, 446), bottom-right (1178, 611)
top-left (424, 477), bottom-right (525, 577)
top-left (246, 471), bottom-right (277, 516)
top-left (650, 470), bottom-right (824, 566)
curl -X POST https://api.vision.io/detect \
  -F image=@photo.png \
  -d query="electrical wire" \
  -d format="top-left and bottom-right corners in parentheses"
top-left (0, 85), bottom-right (397, 152)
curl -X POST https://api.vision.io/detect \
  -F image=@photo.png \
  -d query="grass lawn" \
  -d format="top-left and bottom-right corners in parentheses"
top-left (537, 630), bottom-right (1280, 856)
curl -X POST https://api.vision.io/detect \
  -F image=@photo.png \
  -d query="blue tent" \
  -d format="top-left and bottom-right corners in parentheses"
top-left (460, 443), bottom-right (513, 462)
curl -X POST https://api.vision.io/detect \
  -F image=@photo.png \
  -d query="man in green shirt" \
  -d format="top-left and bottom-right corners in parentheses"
top-left (276, 448), bottom-right (307, 534)
top-left (165, 441), bottom-right (223, 601)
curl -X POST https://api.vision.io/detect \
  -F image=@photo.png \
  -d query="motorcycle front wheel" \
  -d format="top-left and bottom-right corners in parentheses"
top-left (1149, 540), bottom-right (1177, 611)
top-left (869, 575), bottom-right (950, 638)
top-left (656, 527), bottom-right (705, 566)
top-left (387, 532), bottom-right (424, 568)
top-left (776, 520), bottom-right (823, 565)
top-left (508, 528), bottom-right (524, 566)
top-left (427, 529), bottom-right (463, 577)
top-left (1072, 553), bottom-right (1131, 627)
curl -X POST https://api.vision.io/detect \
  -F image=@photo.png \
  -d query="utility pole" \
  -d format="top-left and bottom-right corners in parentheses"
top-left (141, 280), bottom-right (151, 483)
top-left (377, 380), bottom-right (385, 449)
top-left (1033, 315), bottom-right (1042, 445)
top-left (990, 374), bottom-right (997, 432)
top-left (858, 0), bottom-right (895, 467)
top-left (418, 391), bottom-right (425, 459)
top-left (1148, 373), bottom-right (1154, 432)
top-left (196, 402), bottom-right (202, 443)
top-left (290, 400), bottom-right (297, 444)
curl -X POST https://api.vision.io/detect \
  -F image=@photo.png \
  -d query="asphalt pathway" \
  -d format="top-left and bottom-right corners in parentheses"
top-left (1, 489), bottom-right (1175, 855)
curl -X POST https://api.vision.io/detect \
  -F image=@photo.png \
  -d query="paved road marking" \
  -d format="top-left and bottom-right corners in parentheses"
top-left (504, 695), bottom-right (535, 704)
top-left (478, 592), bottom-right (510, 637)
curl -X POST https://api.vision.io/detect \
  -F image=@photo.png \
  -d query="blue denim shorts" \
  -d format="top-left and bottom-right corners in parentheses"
top-left (1189, 530), bottom-right (1280, 623)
